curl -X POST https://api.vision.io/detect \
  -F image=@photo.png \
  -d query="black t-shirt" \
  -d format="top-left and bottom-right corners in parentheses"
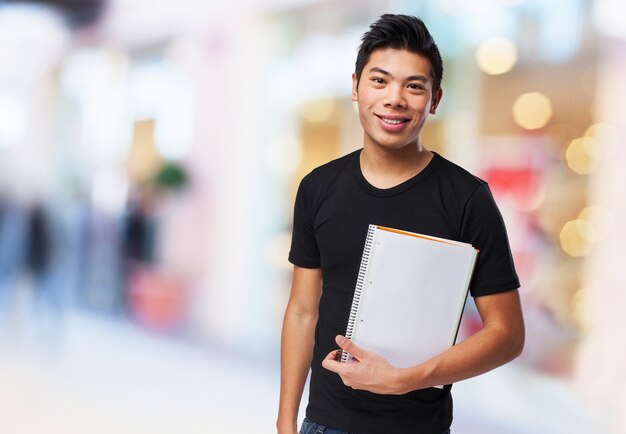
top-left (288, 149), bottom-right (520, 434)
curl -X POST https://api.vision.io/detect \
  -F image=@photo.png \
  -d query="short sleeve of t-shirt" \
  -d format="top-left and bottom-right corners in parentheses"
top-left (288, 174), bottom-right (321, 269)
top-left (460, 183), bottom-right (520, 297)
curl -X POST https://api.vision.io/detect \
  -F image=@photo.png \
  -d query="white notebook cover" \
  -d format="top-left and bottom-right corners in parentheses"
top-left (342, 225), bottom-right (478, 372)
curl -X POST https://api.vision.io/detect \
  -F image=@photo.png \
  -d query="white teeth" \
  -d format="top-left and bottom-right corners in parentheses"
top-left (381, 118), bottom-right (404, 125)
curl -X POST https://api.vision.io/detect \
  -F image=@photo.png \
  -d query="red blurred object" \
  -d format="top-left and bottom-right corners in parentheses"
top-left (128, 265), bottom-right (187, 331)
top-left (482, 167), bottom-right (540, 209)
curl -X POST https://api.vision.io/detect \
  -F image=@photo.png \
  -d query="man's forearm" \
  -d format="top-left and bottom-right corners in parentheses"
top-left (398, 290), bottom-right (525, 392)
top-left (397, 320), bottom-right (524, 393)
top-left (277, 309), bottom-right (317, 432)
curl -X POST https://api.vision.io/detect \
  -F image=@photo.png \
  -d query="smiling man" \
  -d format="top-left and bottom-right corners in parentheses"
top-left (277, 14), bottom-right (524, 434)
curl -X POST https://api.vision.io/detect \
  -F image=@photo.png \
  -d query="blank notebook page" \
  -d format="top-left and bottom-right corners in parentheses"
top-left (349, 226), bottom-right (477, 368)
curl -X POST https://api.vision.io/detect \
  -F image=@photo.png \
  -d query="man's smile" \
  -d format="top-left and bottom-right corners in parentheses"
top-left (375, 114), bottom-right (411, 130)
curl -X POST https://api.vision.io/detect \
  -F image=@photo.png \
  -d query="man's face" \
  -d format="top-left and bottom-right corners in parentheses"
top-left (352, 48), bottom-right (442, 151)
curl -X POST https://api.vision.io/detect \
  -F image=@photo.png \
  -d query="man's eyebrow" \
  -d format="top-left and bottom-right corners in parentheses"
top-left (368, 66), bottom-right (392, 76)
top-left (368, 67), bottom-right (429, 82)
top-left (406, 74), bottom-right (429, 82)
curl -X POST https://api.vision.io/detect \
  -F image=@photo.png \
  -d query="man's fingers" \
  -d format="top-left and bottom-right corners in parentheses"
top-left (335, 335), bottom-right (366, 359)
top-left (322, 336), bottom-right (369, 374)
top-left (322, 350), bottom-right (343, 373)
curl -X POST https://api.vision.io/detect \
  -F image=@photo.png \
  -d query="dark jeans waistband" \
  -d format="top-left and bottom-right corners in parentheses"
top-left (299, 417), bottom-right (451, 434)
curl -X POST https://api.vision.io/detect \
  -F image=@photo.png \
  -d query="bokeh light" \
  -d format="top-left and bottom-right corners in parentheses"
top-left (583, 122), bottom-right (618, 159)
top-left (475, 37), bottom-right (518, 75)
top-left (512, 92), bottom-right (553, 130)
top-left (559, 219), bottom-right (597, 257)
top-left (565, 137), bottom-right (603, 175)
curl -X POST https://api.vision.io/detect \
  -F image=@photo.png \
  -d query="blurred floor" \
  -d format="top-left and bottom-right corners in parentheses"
top-left (0, 309), bottom-right (615, 434)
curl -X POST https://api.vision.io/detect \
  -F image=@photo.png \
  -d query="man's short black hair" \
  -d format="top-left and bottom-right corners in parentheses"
top-left (355, 14), bottom-right (444, 94)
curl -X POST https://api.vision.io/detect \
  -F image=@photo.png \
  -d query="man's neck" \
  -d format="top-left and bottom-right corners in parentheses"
top-left (359, 143), bottom-right (433, 190)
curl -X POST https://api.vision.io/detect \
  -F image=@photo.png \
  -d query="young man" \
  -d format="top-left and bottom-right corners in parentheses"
top-left (278, 14), bottom-right (524, 434)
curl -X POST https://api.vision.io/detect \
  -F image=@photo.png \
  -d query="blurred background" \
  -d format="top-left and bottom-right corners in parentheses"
top-left (0, 0), bottom-right (625, 433)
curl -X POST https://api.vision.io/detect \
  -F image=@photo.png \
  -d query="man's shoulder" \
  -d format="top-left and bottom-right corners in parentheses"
top-left (434, 152), bottom-right (487, 192)
top-left (302, 149), bottom-right (359, 186)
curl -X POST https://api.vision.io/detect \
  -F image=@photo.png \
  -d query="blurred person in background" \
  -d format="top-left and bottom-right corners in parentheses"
top-left (23, 201), bottom-right (63, 342)
top-left (24, 203), bottom-right (52, 285)
top-left (0, 190), bottom-right (60, 346)
top-left (278, 14), bottom-right (524, 434)
top-left (122, 189), bottom-right (155, 291)
top-left (0, 193), bottom-right (25, 332)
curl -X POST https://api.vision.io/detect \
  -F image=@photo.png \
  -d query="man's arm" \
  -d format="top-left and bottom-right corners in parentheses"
top-left (322, 288), bottom-right (524, 394)
top-left (277, 266), bottom-right (322, 434)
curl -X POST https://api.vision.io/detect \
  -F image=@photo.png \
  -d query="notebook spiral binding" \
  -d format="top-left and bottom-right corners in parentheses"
top-left (339, 224), bottom-right (377, 363)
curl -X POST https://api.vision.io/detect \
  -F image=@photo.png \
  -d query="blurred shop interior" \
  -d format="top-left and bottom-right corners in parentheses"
top-left (1, 0), bottom-right (625, 433)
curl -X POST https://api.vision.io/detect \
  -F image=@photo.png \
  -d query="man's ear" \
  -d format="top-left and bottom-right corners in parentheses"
top-left (352, 72), bottom-right (358, 101)
top-left (429, 87), bottom-right (443, 114)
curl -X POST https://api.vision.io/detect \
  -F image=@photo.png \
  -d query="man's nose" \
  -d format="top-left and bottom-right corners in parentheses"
top-left (383, 84), bottom-right (407, 108)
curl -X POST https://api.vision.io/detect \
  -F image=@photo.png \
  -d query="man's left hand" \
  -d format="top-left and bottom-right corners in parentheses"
top-left (321, 335), bottom-right (407, 395)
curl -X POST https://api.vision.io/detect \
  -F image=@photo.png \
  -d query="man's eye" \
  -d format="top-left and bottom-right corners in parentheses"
top-left (372, 78), bottom-right (385, 84)
top-left (408, 83), bottom-right (425, 90)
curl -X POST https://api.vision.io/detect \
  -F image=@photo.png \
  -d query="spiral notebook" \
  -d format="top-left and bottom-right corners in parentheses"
top-left (340, 224), bottom-right (478, 377)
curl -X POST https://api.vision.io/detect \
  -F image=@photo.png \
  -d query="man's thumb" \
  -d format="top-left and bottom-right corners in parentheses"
top-left (336, 335), bottom-right (365, 358)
